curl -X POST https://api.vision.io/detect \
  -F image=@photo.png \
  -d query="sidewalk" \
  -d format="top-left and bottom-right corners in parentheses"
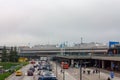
top-left (66, 67), bottom-right (120, 80)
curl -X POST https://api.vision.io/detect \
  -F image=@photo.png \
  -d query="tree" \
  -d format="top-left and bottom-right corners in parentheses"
top-left (9, 47), bottom-right (18, 62)
top-left (13, 47), bottom-right (18, 62)
top-left (9, 47), bottom-right (14, 62)
top-left (2, 46), bottom-right (9, 62)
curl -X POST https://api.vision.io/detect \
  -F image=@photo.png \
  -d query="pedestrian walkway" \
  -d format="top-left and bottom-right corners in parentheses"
top-left (67, 67), bottom-right (120, 80)
top-left (51, 61), bottom-right (120, 80)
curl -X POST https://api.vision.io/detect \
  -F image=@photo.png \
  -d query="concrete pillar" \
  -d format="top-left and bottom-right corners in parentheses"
top-left (102, 60), bottom-right (104, 69)
top-left (71, 59), bottom-right (74, 67)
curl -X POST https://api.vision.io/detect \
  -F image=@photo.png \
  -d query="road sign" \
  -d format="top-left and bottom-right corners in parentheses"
top-left (109, 41), bottom-right (119, 48)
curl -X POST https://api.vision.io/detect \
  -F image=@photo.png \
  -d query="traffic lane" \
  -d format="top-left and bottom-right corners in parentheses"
top-left (51, 61), bottom-right (76, 80)
top-left (6, 76), bottom-right (24, 80)
top-left (22, 76), bottom-right (33, 80)
top-left (7, 64), bottom-right (33, 80)
top-left (21, 70), bottom-right (39, 80)
top-left (51, 61), bottom-right (63, 80)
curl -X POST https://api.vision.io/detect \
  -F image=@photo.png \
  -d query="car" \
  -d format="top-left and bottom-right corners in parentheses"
top-left (38, 72), bottom-right (57, 80)
top-left (27, 70), bottom-right (33, 76)
top-left (38, 70), bottom-right (58, 80)
top-left (29, 67), bottom-right (35, 72)
top-left (15, 70), bottom-right (22, 76)
top-left (38, 66), bottom-right (42, 70)
top-left (38, 77), bottom-right (57, 80)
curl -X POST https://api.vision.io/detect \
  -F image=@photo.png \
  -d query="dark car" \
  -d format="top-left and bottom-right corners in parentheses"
top-left (27, 70), bottom-right (33, 76)
top-left (29, 67), bottom-right (35, 72)
top-left (38, 71), bottom-right (57, 80)
top-left (38, 77), bottom-right (57, 80)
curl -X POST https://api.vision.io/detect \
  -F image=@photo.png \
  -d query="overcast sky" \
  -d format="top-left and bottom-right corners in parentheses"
top-left (0, 0), bottom-right (120, 46)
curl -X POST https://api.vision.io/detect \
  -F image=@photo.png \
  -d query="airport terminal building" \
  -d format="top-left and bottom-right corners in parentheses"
top-left (18, 42), bottom-right (120, 72)
top-left (0, 42), bottom-right (120, 72)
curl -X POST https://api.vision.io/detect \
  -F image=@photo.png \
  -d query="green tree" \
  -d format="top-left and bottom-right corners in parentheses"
top-left (9, 47), bottom-right (18, 62)
top-left (9, 47), bottom-right (14, 62)
top-left (13, 47), bottom-right (18, 62)
top-left (2, 46), bottom-right (9, 62)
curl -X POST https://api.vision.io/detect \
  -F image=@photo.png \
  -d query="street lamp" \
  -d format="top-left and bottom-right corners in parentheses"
top-left (56, 58), bottom-right (58, 78)
top-left (99, 60), bottom-right (100, 79)
top-left (61, 62), bottom-right (65, 80)
top-left (63, 69), bottom-right (65, 80)
top-left (80, 60), bottom-right (82, 80)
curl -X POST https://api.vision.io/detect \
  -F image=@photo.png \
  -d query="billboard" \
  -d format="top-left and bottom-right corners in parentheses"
top-left (109, 41), bottom-right (119, 48)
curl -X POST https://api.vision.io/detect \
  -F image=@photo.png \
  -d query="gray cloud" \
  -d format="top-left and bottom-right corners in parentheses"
top-left (0, 0), bottom-right (120, 46)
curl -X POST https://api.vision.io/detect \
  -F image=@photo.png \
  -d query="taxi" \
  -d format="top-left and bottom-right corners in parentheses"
top-left (15, 70), bottom-right (22, 76)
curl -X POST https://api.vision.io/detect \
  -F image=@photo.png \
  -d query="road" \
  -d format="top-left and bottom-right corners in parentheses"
top-left (6, 64), bottom-right (36, 80)
top-left (52, 62), bottom-right (120, 80)
top-left (51, 61), bottom-right (76, 80)
top-left (6, 61), bottom-right (120, 80)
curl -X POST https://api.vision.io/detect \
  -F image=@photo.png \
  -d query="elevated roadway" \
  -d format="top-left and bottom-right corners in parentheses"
top-left (19, 47), bottom-right (108, 57)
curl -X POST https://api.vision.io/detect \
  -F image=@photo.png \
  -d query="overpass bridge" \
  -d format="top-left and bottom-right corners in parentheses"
top-left (19, 46), bottom-right (108, 58)
top-left (18, 46), bottom-right (120, 72)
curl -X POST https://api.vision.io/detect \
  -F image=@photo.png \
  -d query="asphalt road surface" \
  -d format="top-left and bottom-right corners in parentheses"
top-left (6, 64), bottom-right (36, 80)
top-left (51, 61), bottom-right (76, 80)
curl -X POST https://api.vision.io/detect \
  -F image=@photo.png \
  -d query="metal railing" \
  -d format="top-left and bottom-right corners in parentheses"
top-left (57, 53), bottom-right (120, 58)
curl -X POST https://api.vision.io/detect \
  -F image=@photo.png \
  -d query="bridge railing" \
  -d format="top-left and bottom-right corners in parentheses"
top-left (56, 53), bottom-right (120, 57)
top-left (56, 53), bottom-right (92, 58)
top-left (92, 54), bottom-right (120, 57)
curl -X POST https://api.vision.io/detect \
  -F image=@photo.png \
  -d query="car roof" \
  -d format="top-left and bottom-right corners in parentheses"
top-left (16, 70), bottom-right (21, 72)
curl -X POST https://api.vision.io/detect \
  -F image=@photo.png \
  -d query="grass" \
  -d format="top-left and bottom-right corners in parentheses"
top-left (0, 72), bottom-right (11, 80)
top-left (0, 62), bottom-right (29, 80)
top-left (0, 62), bottom-right (19, 69)
top-left (0, 62), bottom-right (28, 69)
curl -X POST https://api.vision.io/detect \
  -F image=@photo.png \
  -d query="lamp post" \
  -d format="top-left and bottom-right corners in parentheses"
top-left (63, 69), bottom-right (65, 80)
top-left (56, 59), bottom-right (58, 78)
top-left (61, 62), bottom-right (65, 80)
top-left (99, 60), bottom-right (100, 79)
top-left (80, 60), bottom-right (82, 80)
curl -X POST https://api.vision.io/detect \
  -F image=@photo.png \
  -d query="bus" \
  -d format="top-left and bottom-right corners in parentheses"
top-left (61, 62), bottom-right (69, 69)
top-left (30, 59), bottom-right (35, 64)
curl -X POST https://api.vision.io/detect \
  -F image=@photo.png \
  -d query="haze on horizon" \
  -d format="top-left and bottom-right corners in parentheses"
top-left (0, 0), bottom-right (120, 46)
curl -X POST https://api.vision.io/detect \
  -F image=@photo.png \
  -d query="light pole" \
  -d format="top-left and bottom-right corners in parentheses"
top-left (99, 60), bottom-right (100, 79)
top-left (56, 59), bottom-right (58, 78)
top-left (63, 69), bottom-right (65, 80)
top-left (80, 60), bottom-right (82, 80)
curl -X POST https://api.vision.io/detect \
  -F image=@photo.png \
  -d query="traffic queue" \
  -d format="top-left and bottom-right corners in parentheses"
top-left (15, 59), bottom-right (57, 80)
